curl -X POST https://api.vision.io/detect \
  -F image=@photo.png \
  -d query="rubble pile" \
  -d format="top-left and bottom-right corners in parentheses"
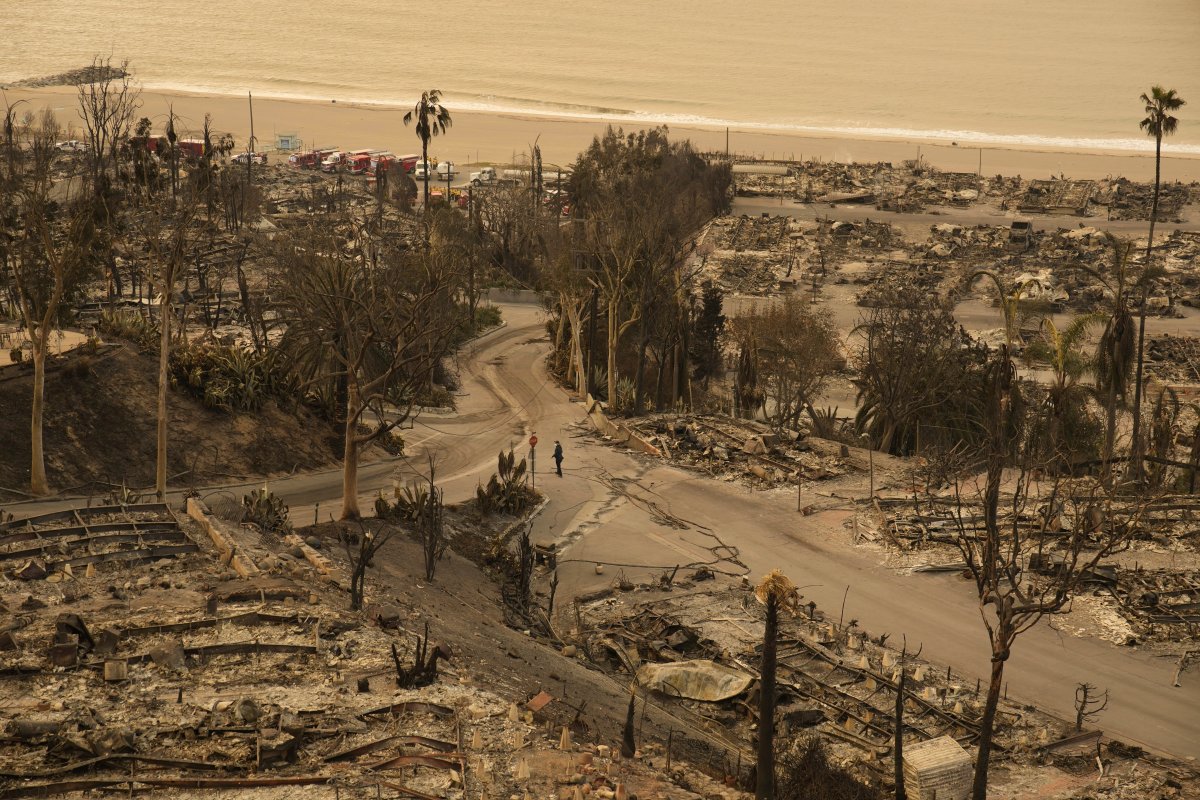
top-left (0, 502), bottom-right (467, 796)
top-left (696, 206), bottom-right (1200, 310)
top-left (697, 215), bottom-right (909, 296)
top-left (1145, 334), bottom-right (1200, 383)
top-left (731, 170), bottom-right (801, 198)
top-left (1017, 179), bottom-right (1097, 216)
top-left (708, 214), bottom-right (792, 252)
top-left (1111, 567), bottom-right (1200, 640)
top-left (727, 154), bottom-right (1196, 223)
top-left (874, 490), bottom-right (1200, 653)
top-left (572, 580), bottom-right (1200, 797)
top-left (0, 502), bottom-right (719, 800)
top-left (1107, 179), bottom-right (1197, 222)
top-left (700, 215), bottom-right (806, 294)
top-left (626, 414), bottom-right (855, 489)
top-left (888, 171), bottom-right (984, 212)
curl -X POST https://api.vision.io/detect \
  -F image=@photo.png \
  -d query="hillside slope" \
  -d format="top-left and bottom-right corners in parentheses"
top-left (0, 344), bottom-right (340, 499)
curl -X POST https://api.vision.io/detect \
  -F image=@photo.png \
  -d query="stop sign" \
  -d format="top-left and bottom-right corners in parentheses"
top-left (529, 435), bottom-right (538, 448)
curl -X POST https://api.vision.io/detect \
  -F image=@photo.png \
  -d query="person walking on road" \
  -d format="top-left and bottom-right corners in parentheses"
top-left (553, 440), bottom-right (564, 477)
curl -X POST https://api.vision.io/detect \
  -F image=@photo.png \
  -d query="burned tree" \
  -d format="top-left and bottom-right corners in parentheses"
top-left (341, 521), bottom-right (396, 611)
top-left (568, 127), bottom-right (730, 412)
top-left (1, 111), bottom-right (97, 495)
top-left (854, 284), bottom-right (990, 456)
top-left (135, 190), bottom-right (203, 498)
top-left (947, 349), bottom-right (1148, 799)
top-left (392, 622), bottom-right (451, 688)
top-left (731, 296), bottom-right (840, 432)
top-left (1074, 683), bottom-right (1108, 732)
top-left (417, 458), bottom-right (447, 582)
top-left (275, 222), bottom-right (467, 519)
top-left (74, 55), bottom-right (140, 199)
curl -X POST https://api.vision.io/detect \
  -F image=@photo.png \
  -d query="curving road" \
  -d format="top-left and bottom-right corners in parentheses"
top-left (6, 300), bottom-right (1198, 760)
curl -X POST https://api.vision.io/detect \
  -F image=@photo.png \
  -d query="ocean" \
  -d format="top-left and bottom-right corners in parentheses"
top-left (2, 0), bottom-right (1199, 154)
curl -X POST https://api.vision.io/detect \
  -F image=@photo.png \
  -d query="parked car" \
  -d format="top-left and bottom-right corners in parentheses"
top-left (231, 151), bottom-right (268, 165)
top-left (55, 140), bottom-right (87, 152)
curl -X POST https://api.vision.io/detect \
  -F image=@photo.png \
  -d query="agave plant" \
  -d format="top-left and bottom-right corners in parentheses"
top-left (242, 486), bottom-right (292, 535)
top-left (807, 405), bottom-right (842, 440)
top-left (476, 448), bottom-right (535, 515)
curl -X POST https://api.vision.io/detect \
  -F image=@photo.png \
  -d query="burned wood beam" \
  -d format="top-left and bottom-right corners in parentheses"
top-left (0, 754), bottom-right (235, 780)
top-left (0, 780), bottom-right (124, 799)
top-left (121, 641), bottom-right (318, 665)
top-left (44, 543), bottom-right (198, 571)
top-left (377, 779), bottom-right (444, 800)
top-left (323, 734), bottom-right (456, 763)
top-left (117, 611), bottom-right (318, 638)
top-left (0, 504), bottom-right (173, 533)
top-left (0, 530), bottom-right (190, 562)
top-left (135, 775), bottom-right (334, 789)
top-left (365, 754), bottom-right (461, 771)
top-left (358, 701), bottom-right (454, 719)
top-left (1, 521), bottom-right (181, 548)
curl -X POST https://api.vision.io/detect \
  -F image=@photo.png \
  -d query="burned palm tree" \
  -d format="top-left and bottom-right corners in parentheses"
top-left (1130, 86), bottom-right (1185, 478)
top-left (1072, 234), bottom-right (1144, 483)
top-left (754, 570), bottom-right (800, 800)
top-left (403, 89), bottom-right (452, 212)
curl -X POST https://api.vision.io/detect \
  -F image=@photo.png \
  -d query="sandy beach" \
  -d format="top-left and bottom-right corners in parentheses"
top-left (7, 85), bottom-right (1200, 183)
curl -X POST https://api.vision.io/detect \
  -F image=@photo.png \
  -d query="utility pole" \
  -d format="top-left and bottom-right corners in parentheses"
top-left (862, 434), bottom-right (875, 500)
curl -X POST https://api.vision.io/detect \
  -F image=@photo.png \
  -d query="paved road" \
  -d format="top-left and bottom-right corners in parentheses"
top-left (6, 301), bottom-right (1198, 760)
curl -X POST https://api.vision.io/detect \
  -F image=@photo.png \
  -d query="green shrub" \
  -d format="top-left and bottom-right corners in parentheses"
top-left (97, 309), bottom-right (159, 350)
top-left (170, 342), bottom-right (291, 413)
top-left (474, 305), bottom-right (502, 331)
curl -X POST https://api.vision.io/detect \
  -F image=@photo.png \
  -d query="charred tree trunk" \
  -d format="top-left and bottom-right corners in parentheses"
top-left (894, 667), bottom-right (907, 800)
top-left (621, 693), bottom-right (637, 758)
top-left (29, 340), bottom-right (48, 496)
top-left (634, 334), bottom-right (649, 415)
top-left (341, 383), bottom-right (361, 520)
top-left (756, 595), bottom-right (778, 800)
top-left (155, 288), bottom-right (171, 498)
top-left (607, 299), bottom-right (619, 409)
top-left (971, 651), bottom-right (1007, 800)
top-left (1131, 133), bottom-right (1163, 483)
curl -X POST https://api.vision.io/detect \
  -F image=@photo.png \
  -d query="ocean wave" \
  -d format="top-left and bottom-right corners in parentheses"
top-left (133, 80), bottom-right (1200, 157)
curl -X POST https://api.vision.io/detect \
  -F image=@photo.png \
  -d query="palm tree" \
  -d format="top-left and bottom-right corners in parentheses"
top-left (970, 269), bottom-right (1043, 348)
top-left (753, 570), bottom-right (800, 800)
top-left (1070, 234), bottom-right (1153, 483)
top-left (1024, 314), bottom-right (1101, 469)
top-left (1130, 86), bottom-right (1186, 478)
top-left (403, 89), bottom-right (452, 212)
